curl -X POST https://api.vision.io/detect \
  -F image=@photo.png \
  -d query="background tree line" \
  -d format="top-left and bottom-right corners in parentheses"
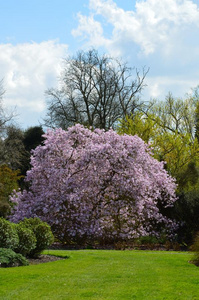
top-left (0, 83), bottom-right (44, 217)
top-left (1, 49), bottom-right (199, 246)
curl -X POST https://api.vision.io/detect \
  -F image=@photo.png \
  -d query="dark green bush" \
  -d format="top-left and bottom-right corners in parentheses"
top-left (0, 218), bottom-right (19, 250)
top-left (20, 218), bottom-right (54, 257)
top-left (174, 190), bottom-right (199, 245)
top-left (192, 232), bottom-right (199, 266)
top-left (0, 248), bottom-right (28, 267)
top-left (14, 224), bottom-right (37, 256)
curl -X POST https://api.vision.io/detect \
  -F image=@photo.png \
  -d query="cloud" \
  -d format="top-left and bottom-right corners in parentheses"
top-left (0, 41), bottom-right (68, 127)
top-left (75, 0), bottom-right (199, 56)
top-left (72, 13), bottom-right (110, 48)
top-left (72, 0), bottom-right (199, 98)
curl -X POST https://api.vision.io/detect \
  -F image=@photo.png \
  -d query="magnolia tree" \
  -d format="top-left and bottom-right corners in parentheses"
top-left (10, 124), bottom-right (177, 243)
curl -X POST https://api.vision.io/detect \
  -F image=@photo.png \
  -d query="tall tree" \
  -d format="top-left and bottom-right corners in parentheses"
top-left (0, 126), bottom-right (27, 171)
top-left (21, 126), bottom-right (45, 178)
top-left (195, 102), bottom-right (199, 143)
top-left (23, 126), bottom-right (44, 152)
top-left (0, 79), bottom-right (15, 136)
top-left (44, 49), bottom-right (148, 130)
top-left (118, 93), bottom-right (199, 181)
top-left (118, 93), bottom-right (199, 244)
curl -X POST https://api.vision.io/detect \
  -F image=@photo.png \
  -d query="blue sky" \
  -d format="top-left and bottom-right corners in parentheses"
top-left (1, 0), bottom-right (199, 128)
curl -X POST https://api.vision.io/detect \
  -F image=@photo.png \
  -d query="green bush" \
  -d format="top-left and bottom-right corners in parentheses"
top-left (0, 218), bottom-right (19, 250)
top-left (192, 232), bottom-right (199, 266)
top-left (0, 248), bottom-right (28, 267)
top-left (14, 224), bottom-right (37, 257)
top-left (20, 218), bottom-right (54, 257)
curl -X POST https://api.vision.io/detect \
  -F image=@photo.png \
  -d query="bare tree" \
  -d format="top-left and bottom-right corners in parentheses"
top-left (0, 79), bottom-right (15, 135)
top-left (44, 49), bottom-right (148, 130)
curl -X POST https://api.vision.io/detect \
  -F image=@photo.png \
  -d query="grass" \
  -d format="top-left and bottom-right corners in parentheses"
top-left (0, 250), bottom-right (199, 299)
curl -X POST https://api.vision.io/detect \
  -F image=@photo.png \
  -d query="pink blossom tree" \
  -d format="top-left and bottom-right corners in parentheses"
top-left (10, 124), bottom-right (177, 243)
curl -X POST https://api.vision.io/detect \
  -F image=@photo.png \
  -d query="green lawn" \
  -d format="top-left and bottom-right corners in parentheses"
top-left (0, 250), bottom-right (199, 299)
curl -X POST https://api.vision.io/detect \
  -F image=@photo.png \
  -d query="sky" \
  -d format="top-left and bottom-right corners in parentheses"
top-left (1, 0), bottom-right (199, 129)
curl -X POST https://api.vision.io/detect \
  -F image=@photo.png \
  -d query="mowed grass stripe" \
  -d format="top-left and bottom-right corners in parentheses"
top-left (0, 250), bottom-right (199, 300)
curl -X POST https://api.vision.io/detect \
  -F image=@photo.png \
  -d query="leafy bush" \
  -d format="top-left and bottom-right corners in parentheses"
top-left (19, 218), bottom-right (54, 257)
top-left (0, 218), bottom-right (19, 250)
top-left (0, 248), bottom-right (28, 267)
top-left (173, 189), bottom-right (199, 245)
top-left (0, 165), bottom-right (22, 218)
top-left (14, 223), bottom-right (37, 256)
top-left (191, 232), bottom-right (199, 266)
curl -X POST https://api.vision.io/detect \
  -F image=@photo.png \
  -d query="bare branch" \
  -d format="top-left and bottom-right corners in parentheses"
top-left (44, 49), bottom-right (148, 130)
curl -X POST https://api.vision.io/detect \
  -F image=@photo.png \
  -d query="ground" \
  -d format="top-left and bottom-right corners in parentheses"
top-left (28, 254), bottom-right (66, 265)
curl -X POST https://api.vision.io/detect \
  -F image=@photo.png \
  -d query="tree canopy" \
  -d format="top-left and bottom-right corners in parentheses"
top-left (10, 125), bottom-right (177, 244)
top-left (118, 93), bottom-right (199, 185)
top-left (44, 49), bottom-right (148, 131)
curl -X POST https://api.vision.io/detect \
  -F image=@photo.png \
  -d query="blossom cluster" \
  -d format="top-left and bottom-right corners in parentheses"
top-left (10, 124), bottom-right (177, 242)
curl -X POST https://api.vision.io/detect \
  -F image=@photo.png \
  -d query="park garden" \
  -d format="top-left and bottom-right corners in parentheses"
top-left (0, 50), bottom-right (199, 299)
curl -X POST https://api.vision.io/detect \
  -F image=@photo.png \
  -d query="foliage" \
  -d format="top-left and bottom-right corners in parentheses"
top-left (0, 218), bottom-right (19, 249)
top-left (23, 126), bottom-right (45, 152)
top-left (192, 232), bottom-right (199, 265)
top-left (0, 165), bottom-right (22, 217)
top-left (0, 248), bottom-right (28, 267)
top-left (10, 125), bottom-right (177, 244)
top-left (118, 95), bottom-right (199, 185)
top-left (45, 49), bottom-right (148, 130)
top-left (118, 93), bottom-right (199, 244)
top-left (0, 126), bottom-right (28, 170)
top-left (0, 125), bottom-right (44, 178)
top-left (0, 217), bottom-right (53, 258)
top-left (14, 223), bottom-right (37, 257)
top-left (19, 218), bottom-right (54, 257)
top-left (118, 112), bottom-right (160, 143)
top-left (174, 188), bottom-right (199, 244)
top-left (0, 250), bottom-right (199, 299)
top-left (20, 126), bottom-right (45, 188)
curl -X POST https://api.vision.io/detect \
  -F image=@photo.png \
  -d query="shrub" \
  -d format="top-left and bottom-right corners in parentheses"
top-left (0, 218), bottom-right (19, 250)
top-left (0, 248), bottom-right (28, 267)
top-left (14, 223), bottom-right (37, 257)
top-left (192, 232), bottom-right (199, 266)
top-left (19, 218), bottom-right (54, 257)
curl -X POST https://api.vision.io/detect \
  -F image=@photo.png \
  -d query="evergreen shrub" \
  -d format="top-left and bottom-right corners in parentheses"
top-left (0, 248), bottom-right (28, 267)
top-left (14, 223), bottom-right (37, 256)
top-left (192, 232), bottom-right (199, 266)
top-left (0, 218), bottom-right (19, 250)
top-left (19, 218), bottom-right (54, 257)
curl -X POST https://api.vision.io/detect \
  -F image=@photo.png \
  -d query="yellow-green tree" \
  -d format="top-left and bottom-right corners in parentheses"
top-left (118, 93), bottom-right (199, 243)
top-left (118, 94), bottom-right (199, 189)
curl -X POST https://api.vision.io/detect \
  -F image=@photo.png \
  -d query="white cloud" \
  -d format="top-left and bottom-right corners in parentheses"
top-left (144, 76), bottom-right (199, 99)
top-left (0, 41), bottom-right (68, 127)
top-left (72, 13), bottom-right (110, 49)
top-left (74, 0), bottom-right (199, 56)
top-left (72, 0), bottom-right (199, 99)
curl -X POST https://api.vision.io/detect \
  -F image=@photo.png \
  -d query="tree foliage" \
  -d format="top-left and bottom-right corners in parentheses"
top-left (23, 126), bottom-right (44, 152)
top-left (0, 126), bottom-right (27, 170)
top-left (44, 49), bottom-right (148, 130)
top-left (10, 125), bottom-right (177, 244)
top-left (118, 94), bottom-right (199, 185)
top-left (118, 93), bottom-right (199, 244)
top-left (0, 165), bottom-right (22, 218)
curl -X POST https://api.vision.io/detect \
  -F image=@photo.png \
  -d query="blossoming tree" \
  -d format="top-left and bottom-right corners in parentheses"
top-left (10, 124), bottom-right (177, 243)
